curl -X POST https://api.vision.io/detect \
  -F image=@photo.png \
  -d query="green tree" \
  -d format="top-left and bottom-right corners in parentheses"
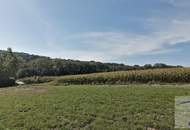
top-left (2, 48), bottom-right (18, 78)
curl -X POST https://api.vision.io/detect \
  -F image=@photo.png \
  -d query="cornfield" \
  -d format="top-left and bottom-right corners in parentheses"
top-left (54, 68), bottom-right (190, 84)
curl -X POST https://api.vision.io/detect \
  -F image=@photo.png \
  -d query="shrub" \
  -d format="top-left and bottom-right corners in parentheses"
top-left (0, 73), bottom-right (15, 87)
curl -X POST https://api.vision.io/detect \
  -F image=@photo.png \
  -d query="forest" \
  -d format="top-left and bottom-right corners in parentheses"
top-left (0, 48), bottom-right (182, 87)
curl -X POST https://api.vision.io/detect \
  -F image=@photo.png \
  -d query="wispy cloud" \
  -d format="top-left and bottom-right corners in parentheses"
top-left (64, 18), bottom-right (190, 61)
top-left (1, 0), bottom-right (189, 64)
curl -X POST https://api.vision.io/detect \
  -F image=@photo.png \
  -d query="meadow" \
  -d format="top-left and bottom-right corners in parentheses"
top-left (0, 84), bottom-right (190, 130)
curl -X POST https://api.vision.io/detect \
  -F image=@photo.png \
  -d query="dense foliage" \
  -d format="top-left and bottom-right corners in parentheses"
top-left (0, 48), bottom-right (182, 87)
top-left (0, 49), bottom-right (181, 79)
top-left (53, 68), bottom-right (190, 85)
top-left (0, 48), bottom-right (17, 87)
top-left (0, 70), bottom-right (15, 87)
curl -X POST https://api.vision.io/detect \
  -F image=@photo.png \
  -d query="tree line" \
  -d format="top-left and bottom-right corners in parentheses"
top-left (0, 48), bottom-right (182, 87)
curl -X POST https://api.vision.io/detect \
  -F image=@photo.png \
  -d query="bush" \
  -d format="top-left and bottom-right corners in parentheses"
top-left (0, 74), bottom-right (15, 87)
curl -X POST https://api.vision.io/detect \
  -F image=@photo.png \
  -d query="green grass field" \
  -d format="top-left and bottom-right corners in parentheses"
top-left (0, 84), bottom-right (190, 130)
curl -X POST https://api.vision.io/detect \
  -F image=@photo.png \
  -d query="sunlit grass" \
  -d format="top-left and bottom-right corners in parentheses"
top-left (0, 84), bottom-right (189, 129)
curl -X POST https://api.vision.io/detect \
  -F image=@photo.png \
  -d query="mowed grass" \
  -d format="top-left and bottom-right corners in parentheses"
top-left (0, 85), bottom-right (190, 130)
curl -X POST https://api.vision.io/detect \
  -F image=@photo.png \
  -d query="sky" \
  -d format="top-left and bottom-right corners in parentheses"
top-left (0, 0), bottom-right (190, 66)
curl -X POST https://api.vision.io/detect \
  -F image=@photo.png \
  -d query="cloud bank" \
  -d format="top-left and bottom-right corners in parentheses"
top-left (64, 18), bottom-right (190, 61)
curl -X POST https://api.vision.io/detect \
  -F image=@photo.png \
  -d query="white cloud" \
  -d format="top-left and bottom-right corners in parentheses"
top-left (1, 0), bottom-right (189, 63)
top-left (65, 18), bottom-right (190, 61)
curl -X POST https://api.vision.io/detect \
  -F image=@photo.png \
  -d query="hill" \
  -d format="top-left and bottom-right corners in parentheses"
top-left (0, 49), bottom-right (182, 79)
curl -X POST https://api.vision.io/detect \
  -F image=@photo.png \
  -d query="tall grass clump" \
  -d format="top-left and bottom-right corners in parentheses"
top-left (53, 68), bottom-right (190, 85)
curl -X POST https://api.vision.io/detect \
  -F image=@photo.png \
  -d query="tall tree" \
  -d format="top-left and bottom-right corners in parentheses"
top-left (2, 48), bottom-right (18, 78)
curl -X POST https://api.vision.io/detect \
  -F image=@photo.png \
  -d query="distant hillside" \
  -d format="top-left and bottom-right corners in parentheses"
top-left (0, 49), bottom-right (182, 79)
top-left (0, 50), bottom-right (46, 62)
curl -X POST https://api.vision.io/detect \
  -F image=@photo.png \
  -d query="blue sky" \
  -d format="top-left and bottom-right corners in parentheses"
top-left (0, 0), bottom-right (190, 66)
